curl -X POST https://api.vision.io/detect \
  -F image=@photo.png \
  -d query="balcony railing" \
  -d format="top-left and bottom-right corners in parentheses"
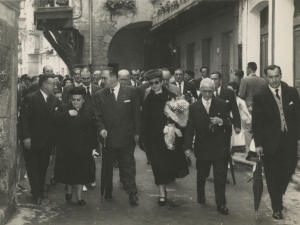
top-left (35, 0), bottom-right (69, 8)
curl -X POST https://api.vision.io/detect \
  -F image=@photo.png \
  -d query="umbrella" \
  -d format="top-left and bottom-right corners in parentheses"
top-left (226, 137), bottom-right (236, 189)
top-left (100, 137), bottom-right (106, 204)
top-left (252, 157), bottom-right (263, 220)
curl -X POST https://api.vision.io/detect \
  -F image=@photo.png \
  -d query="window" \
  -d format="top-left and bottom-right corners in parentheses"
top-left (186, 42), bottom-right (195, 71)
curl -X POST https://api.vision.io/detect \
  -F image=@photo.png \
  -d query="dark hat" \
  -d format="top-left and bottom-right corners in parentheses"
top-left (69, 86), bottom-right (86, 95)
top-left (144, 69), bottom-right (162, 81)
top-left (20, 74), bottom-right (29, 80)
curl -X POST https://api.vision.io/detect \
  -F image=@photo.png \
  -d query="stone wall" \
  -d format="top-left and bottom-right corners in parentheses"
top-left (72, 0), bottom-right (153, 71)
top-left (0, 1), bottom-right (20, 224)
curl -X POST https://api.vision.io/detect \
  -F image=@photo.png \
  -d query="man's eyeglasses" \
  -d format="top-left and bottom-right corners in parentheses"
top-left (149, 81), bottom-right (160, 86)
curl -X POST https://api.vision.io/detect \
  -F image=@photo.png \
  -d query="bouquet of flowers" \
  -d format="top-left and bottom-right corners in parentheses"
top-left (163, 123), bottom-right (182, 150)
top-left (163, 97), bottom-right (189, 150)
top-left (164, 97), bottom-right (189, 127)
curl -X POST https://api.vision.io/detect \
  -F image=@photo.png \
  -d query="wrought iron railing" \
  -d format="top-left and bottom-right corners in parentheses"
top-left (35, 0), bottom-right (69, 7)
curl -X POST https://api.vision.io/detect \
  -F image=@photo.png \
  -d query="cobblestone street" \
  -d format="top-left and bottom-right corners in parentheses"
top-left (7, 146), bottom-right (300, 225)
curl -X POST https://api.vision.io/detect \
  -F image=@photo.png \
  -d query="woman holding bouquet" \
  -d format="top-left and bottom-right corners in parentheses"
top-left (140, 69), bottom-right (189, 206)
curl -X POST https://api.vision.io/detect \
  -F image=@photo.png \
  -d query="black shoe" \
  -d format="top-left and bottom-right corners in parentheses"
top-left (44, 184), bottom-right (50, 192)
top-left (77, 199), bottom-right (86, 206)
top-left (186, 156), bottom-right (192, 166)
top-left (226, 179), bottom-right (230, 184)
top-left (246, 152), bottom-right (257, 161)
top-left (50, 178), bottom-right (57, 186)
top-left (65, 194), bottom-right (72, 202)
top-left (104, 193), bottom-right (112, 199)
top-left (129, 193), bottom-right (138, 204)
top-left (217, 204), bottom-right (229, 215)
top-left (113, 162), bottom-right (119, 168)
top-left (158, 197), bottom-right (166, 206)
top-left (272, 211), bottom-right (283, 220)
top-left (33, 197), bottom-right (42, 205)
top-left (41, 192), bottom-right (48, 198)
top-left (197, 196), bottom-right (206, 204)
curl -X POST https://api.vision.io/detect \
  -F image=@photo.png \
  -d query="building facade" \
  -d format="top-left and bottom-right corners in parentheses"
top-left (32, 0), bottom-right (300, 93)
top-left (18, 0), bottom-right (69, 77)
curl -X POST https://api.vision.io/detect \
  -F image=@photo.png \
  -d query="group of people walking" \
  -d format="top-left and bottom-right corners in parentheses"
top-left (17, 63), bottom-right (300, 220)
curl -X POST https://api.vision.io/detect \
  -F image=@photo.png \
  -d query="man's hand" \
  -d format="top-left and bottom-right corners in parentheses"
top-left (256, 146), bottom-right (263, 158)
top-left (69, 110), bottom-right (78, 116)
top-left (92, 149), bottom-right (100, 159)
top-left (100, 130), bottom-right (107, 138)
top-left (134, 135), bottom-right (139, 144)
top-left (23, 138), bottom-right (31, 149)
top-left (235, 128), bottom-right (241, 134)
top-left (210, 117), bottom-right (222, 125)
top-left (185, 149), bottom-right (192, 158)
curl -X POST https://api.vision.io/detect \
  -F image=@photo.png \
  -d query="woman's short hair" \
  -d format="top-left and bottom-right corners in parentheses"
top-left (185, 70), bottom-right (195, 78)
top-left (62, 78), bottom-right (73, 87)
top-left (228, 81), bottom-right (239, 91)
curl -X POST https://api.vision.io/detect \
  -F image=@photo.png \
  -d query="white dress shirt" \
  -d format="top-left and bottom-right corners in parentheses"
top-left (214, 86), bottom-right (221, 97)
top-left (98, 80), bottom-right (102, 86)
top-left (202, 97), bottom-right (212, 113)
top-left (175, 81), bottom-right (184, 94)
top-left (83, 83), bottom-right (92, 97)
top-left (268, 84), bottom-right (282, 98)
top-left (40, 89), bottom-right (48, 102)
top-left (74, 82), bottom-right (82, 87)
top-left (111, 82), bottom-right (120, 100)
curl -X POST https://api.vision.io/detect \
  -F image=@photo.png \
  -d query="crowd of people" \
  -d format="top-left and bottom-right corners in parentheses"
top-left (16, 62), bottom-right (300, 220)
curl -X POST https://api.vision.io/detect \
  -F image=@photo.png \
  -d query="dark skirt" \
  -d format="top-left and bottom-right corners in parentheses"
top-left (54, 149), bottom-right (95, 185)
top-left (147, 136), bottom-right (189, 185)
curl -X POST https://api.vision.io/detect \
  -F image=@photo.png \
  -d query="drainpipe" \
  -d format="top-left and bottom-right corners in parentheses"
top-left (89, 0), bottom-right (92, 70)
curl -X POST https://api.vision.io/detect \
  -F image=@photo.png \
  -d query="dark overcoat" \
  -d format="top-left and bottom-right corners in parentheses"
top-left (53, 102), bottom-right (97, 184)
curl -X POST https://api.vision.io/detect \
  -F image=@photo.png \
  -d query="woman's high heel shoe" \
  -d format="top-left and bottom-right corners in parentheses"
top-left (65, 194), bottom-right (72, 202)
top-left (158, 197), bottom-right (166, 206)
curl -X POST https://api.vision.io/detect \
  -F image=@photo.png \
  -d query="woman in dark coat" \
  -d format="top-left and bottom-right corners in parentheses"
top-left (53, 87), bottom-right (98, 206)
top-left (140, 69), bottom-right (189, 206)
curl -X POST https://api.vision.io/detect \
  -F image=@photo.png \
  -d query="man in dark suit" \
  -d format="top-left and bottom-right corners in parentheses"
top-left (194, 67), bottom-right (209, 90)
top-left (62, 68), bottom-right (101, 106)
top-left (185, 78), bottom-right (231, 215)
top-left (137, 82), bottom-right (150, 104)
top-left (93, 68), bottom-right (141, 204)
top-left (19, 75), bottom-right (61, 205)
top-left (208, 71), bottom-right (241, 182)
top-left (17, 82), bottom-right (29, 106)
top-left (171, 68), bottom-right (198, 98)
top-left (210, 71), bottom-right (241, 134)
top-left (253, 65), bottom-right (300, 220)
top-left (131, 69), bottom-right (142, 87)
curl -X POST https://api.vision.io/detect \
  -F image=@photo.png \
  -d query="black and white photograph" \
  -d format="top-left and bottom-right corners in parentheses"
top-left (1, 0), bottom-right (300, 224)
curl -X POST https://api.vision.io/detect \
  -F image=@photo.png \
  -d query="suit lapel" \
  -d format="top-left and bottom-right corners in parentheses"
top-left (209, 97), bottom-right (218, 116)
top-left (115, 85), bottom-right (126, 114)
top-left (37, 90), bottom-right (49, 113)
top-left (263, 87), bottom-right (279, 111)
top-left (219, 87), bottom-right (225, 100)
top-left (103, 88), bottom-right (116, 111)
top-left (281, 83), bottom-right (289, 110)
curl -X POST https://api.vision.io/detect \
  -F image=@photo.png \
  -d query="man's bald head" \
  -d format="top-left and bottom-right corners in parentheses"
top-left (118, 70), bottom-right (131, 85)
top-left (43, 65), bottom-right (53, 75)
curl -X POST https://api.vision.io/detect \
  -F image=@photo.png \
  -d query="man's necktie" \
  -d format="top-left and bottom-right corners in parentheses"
top-left (111, 88), bottom-right (116, 102)
top-left (178, 82), bottom-right (182, 93)
top-left (205, 101), bottom-right (209, 114)
top-left (275, 89), bottom-right (280, 100)
top-left (215, 89), bottom-right (219, 98)
top-left (86, 86), bottom-right (91, 100)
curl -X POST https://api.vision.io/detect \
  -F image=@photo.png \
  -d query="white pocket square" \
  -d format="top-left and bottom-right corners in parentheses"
top-left (226, 100), bottom-right (229, 103)
top-left (124, 100), bottom-right (131, 103)
top-left (289, 101), bottom-right (293, 105)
